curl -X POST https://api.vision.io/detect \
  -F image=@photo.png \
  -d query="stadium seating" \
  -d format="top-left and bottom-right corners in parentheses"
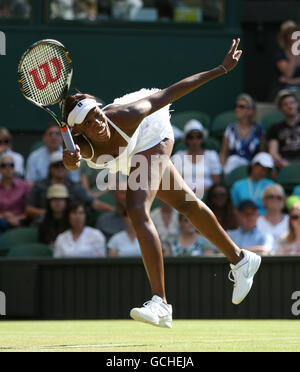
top-left (29, 140), bottom-right (44, 154)
top-left (0, 227), bottom-right (38, 256)
top-left (261, 110), bottom-right (285, 132)
top-left (211, 110), bottom-right (236, 140)
top-left (225, 165), bottom-right (249, 188)
top-left (171, 111), bottom-right (211, 131)
top-left (277, 162), bottom-right (300, 194)
top-left (7, 243), bottom-right (52, 258)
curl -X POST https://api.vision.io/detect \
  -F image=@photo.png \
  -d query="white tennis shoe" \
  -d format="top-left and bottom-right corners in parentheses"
top-left (130, 295), bottom-right (172, 328)
top-left (229, 249), bottom-right (262, 305)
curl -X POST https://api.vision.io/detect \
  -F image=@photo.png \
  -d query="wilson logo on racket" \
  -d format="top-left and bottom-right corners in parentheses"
top-left (29, 57), bottom-right (63, 91)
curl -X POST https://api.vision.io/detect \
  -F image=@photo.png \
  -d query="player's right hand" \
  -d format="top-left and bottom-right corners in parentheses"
top-left (63, 144), bottom-right (82, 169)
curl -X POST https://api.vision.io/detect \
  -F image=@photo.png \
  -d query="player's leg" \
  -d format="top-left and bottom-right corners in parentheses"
top-left (157, 160), bottom-right (242, 263)
top-left (126, 140), bottom-right (173, 327)
top-left (157, 160), bottom-right (261, 305)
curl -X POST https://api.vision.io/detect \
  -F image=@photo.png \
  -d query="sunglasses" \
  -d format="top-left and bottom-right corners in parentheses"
top-left (0, 162), bottom-right (14, 169)
top-left (235, 104), bottom-right (249, 110)
top-left (186, 134), bottom-right (203, 140)
top-left (290, 215), bottom-right (300, 221)
top-left (0, 139), bottom-right (9, 145)
top-left (52, 162), bottom-right (65, 168)
top-left (265, 195), bottom-right (283, 201)
top-left (212, 192), bottom-right (227, 198)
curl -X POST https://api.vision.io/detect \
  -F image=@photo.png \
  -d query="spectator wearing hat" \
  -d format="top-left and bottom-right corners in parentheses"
top-left (25, 123), bottom-right (80, 183)
top-left (267, 90), bottom-right (300, 167)
top-left (54, 201), bottom-right (106, 258)
top-left (26, 151), bottom-right (114, 221)
top-left (38, 184), bottom-right (70, 246)
top-left (220, 93), bottom-right (265, 175)
top-left (0, 154), bottom-right (32, 232)
top-left (257, 184), bottom-right (289, 251)
top-left (0, 127), bottom-right (24, 178)
top-left (231, 152), bottom-right (275, 216)
top-left (227, 200), bottom-right (274, 256)
top-left (171, 119), bottom-right (222, 195)
top-left (275, 20), bottom-right (300, 91)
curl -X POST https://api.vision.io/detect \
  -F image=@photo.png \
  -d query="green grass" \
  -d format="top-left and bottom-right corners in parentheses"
top-left (0, 320), bottom-right (299, 352)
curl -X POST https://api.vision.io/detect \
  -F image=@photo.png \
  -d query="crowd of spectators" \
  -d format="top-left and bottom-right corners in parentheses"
top-left (1, 18), bottom-right (300, 258)
top-left (1, 83), bottom-right (300, 259)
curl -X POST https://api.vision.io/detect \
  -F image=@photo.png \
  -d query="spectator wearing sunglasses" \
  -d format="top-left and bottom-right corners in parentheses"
top-left (0, 127), bottom-right (24, 179)
top-left (172, 120), bottom-right (222, 196)
top-left (276, 202), bottom-right (300, 255)
top-left (257, 184), bottom-right (288, 251)
top-left (0, 155), bottom-right (32, 233)
top-left (220, 94), bottom-right (265, 175)
top-left (164, 214), bottom-right (217, 257)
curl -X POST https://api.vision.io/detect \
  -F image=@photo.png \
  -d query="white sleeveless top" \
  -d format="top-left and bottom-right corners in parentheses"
top-left (82, 89), bottom-right (174, 176)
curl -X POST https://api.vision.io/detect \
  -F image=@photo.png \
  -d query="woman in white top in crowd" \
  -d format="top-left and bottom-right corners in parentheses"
top-left (150, 200), bottom-right (179, 250)
top-left (172, 119), bottom-right (222, 195)
top-left (0, 127), bottom-right (24, 178)
top-left (54, 201), bottom-right (106, 258)
top-left (277, 202), bottom-right (300, 255)
top-left (257, 184), bottom-right (289, 251)
top-left (107, 210), bottom-right (142, 257)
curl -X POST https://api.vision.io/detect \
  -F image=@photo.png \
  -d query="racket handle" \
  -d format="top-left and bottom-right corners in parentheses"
top-left (60, 126), bottom-right (76, 153)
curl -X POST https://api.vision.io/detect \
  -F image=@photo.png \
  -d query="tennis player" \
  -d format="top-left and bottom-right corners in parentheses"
top-left (63, 39), bottom-right (261, 328)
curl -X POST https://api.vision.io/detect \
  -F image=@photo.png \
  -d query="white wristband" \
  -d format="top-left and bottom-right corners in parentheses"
top-left (219, 65), bottom-right (228, 74)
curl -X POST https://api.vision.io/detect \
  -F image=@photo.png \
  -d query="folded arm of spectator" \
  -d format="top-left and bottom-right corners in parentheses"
top-left (92, 199), bottom-right (115, 212)
top-left (219, 136), bottom-right (229, 167)
top-left (25, 205), bottom-right (46, 219)
top-left (268, 140), bottom-right (290, 167)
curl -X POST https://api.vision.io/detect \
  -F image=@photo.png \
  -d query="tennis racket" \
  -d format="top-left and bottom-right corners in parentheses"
top-left (18, 39), bottom-right (76, 153)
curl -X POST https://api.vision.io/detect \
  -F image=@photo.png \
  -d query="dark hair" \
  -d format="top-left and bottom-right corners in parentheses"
top-left (44, 123), bottom-right (59, 135)
top-left (206, 183), bottom-right (239, 230)
top-left (206, 184), bottom-right (231, 206)
top-left (68, 200), bottom-right (88, 216)
top-left (63, 93), bottom-right (97, 122)
top-left (38, 198), bottom-right (70, 245)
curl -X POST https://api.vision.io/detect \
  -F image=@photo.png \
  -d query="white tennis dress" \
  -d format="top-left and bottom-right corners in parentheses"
top-left (83, 89), bottom-right (174, 175)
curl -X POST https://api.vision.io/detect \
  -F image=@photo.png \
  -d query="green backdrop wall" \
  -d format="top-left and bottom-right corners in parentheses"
top-left (1, 16), bottom-right (243, 132)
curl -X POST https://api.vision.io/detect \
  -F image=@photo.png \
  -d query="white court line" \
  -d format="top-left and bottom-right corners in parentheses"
top-left (1, 336), bottom-right (299, 351)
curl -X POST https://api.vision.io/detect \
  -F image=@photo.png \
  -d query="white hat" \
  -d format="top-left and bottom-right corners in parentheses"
top-left (67, 98), bottom-right (102, 127)
top-left (183, 119), bottom-right (208, 140)
top-left (251, 152), bottom-right (274, 169)
top-left (47, 184), bottom-right (69, 199)
top-left (49, 151), bottom-right (63, 165)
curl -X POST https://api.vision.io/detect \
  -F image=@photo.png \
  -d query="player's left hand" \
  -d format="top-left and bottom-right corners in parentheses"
top-left (221, 38), bottom-right (243, 72)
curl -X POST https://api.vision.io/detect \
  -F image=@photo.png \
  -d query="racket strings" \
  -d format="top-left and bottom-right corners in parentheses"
top-left (20, 43), bottom-right (71, 106)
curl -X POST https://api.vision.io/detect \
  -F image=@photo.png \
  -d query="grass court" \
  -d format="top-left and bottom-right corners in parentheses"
top-left (0, 319), bottom-right (299, 352)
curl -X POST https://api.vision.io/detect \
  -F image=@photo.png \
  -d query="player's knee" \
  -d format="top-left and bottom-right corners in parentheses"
top-left (174, 196), bottom-right (200, 218)
top-left (126, 202), bottom-right (150, 224)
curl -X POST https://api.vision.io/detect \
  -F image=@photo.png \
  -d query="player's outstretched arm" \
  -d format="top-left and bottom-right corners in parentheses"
top-left (132, 38), bottom-right (243, 119)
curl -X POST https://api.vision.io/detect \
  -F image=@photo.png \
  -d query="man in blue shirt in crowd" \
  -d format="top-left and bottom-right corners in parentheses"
top-left (227, 200), bottom-right (274, 255)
